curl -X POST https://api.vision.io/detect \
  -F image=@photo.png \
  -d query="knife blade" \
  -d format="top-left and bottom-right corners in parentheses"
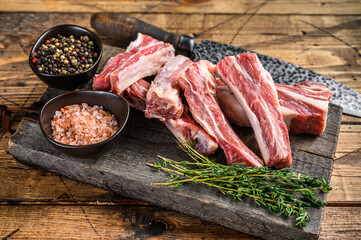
top-left (91, 13), bottom-right (361, 118)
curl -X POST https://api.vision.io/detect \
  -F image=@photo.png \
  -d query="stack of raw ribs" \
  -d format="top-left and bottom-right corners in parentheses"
top-left (93, 33), bottom-right (332, 169)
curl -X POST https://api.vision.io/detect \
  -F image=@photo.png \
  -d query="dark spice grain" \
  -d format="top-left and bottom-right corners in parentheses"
top-left (31, 34), bottom-right (98, 75)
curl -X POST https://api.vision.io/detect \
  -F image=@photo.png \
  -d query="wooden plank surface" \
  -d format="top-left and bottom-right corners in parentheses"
top-left (8, 97), bottom-right (341, 239)
top-left (1, 205), bottom-right (360, 240)
top-left (5, 43), bottom-right (343, 239)
top-left (0, 205), bottom-right (360, 240)
top-left (1, 0), bottom-right (361, 15)
top-left (1, 147), bottom-right (358, 205)
top-left (1, 0), bottom-right (361, 239)
top-left (328, 148), bottom-right (361, 204)
top-left (1, 13), bottom-right (360, 101)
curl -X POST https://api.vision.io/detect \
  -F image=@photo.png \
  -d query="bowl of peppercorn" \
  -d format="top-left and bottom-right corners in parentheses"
top-left (29, 24), bottom-right (102, 90)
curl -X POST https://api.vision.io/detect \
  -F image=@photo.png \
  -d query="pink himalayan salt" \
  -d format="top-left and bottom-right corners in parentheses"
top-left (51, 103), bottom-right (119, 145)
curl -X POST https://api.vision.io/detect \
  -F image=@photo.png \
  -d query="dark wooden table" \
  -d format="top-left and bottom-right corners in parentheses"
top-left (1, 1), bottom-right (361, 239)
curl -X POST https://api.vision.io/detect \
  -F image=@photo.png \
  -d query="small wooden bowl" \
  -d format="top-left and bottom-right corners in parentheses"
top-left (29, 24), bottom-right (103, 90)
top-left (39, 90), bottom-right (129, 158)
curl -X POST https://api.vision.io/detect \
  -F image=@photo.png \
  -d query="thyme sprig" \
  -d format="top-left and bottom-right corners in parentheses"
top-left (147, 143), bottom-right (331, 228)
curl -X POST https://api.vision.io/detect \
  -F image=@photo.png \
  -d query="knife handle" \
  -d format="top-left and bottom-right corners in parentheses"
top-left (90, 13), bottom-right (195, 56)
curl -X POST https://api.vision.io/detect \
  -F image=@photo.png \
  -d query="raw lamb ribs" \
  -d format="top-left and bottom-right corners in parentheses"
top-left (178, 60), bottom-right (264, 167)
top-left (93, 33), bottom-right (175, 94)
top-left (276, 81), bottom-right (332, 135)
top-left (92, 52), bottom-right (133, 91)
top-left (163, 114), bottom-right (219, 156)
top-left (217, 81), bottom-right (332, 135)
top-left (126, 33), bottom-right (164, 53)
top-left (110, 40), bottom-right (175, 94)
top-left (217, 53), bottom-right (292, 168)
top-left (93, 34), bottom-right (217, 156)
top-left (122, 79), bottom-right (149, 111)
top-left (95, 33), bottom-right (331, 169)
top-left (145, 55), bottom-right (193, 120)
top-left (123, 79), bottom-right (218, 156)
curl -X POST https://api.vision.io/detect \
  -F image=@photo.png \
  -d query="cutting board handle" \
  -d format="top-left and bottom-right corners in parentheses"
top-left (90, 13), bottom-right (195, 55)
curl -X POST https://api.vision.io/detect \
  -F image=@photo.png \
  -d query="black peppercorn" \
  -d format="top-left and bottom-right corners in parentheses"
top-left (31, 34), bottom-right (98, 75)
top-left (83, 36), bottom-right (89, 42)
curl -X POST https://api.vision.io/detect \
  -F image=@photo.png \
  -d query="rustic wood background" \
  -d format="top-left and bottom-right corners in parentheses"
top-left (0, 0), bottom-right (361, 239)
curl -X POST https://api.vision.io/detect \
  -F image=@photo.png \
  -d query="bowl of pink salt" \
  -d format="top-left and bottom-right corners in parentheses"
top-left (39, 90), bottom-right (129, 158)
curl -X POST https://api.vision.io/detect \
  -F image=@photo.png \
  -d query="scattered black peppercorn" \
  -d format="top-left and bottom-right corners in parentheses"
top-left (31, 34), bottom-right (98, 75)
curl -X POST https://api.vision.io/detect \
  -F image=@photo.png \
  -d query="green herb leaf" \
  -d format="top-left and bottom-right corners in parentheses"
top-left (148, 142), bottom-right (331, 228)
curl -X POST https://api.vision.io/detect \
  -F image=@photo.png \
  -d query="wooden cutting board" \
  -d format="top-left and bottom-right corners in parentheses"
top-left (8, 45), bottom-right (343, 240)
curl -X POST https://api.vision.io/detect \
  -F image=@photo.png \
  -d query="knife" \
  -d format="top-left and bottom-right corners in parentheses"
top-left (91, 13), bottom-right (361, 118)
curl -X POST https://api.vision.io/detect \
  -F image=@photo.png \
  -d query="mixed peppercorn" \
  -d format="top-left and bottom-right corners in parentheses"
top-left (30, 34), bottom-right (98, 75)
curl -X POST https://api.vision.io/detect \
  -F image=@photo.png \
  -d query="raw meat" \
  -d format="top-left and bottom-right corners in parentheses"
top-left (93, 52), bottom-right (133, 91)
top-left (122, 79), bottom-right (149, 111)
top-left (93, 33), bottom-right (162, 91)
top-left (217, 53), bottom-right (291, 168)
top-left (216, 82), bottom-right (250, 127)
top-left (178, 60), bottom-right (264, 167)
top-left (216, 81), bottom-right (332, 135)
top-left (93, 34), bottom-right (217, 156)
top-left (145, 55), bottom-right (193, 120)
top-left (110, 40), bottom-right (175, 94)
top-left (126, 33), bottom-right (163, 53)
top-left (162, 114), bottom-right (219, 156)
top-left (276, 81), bottom-right (332, 135)
top-left (123, 79), bottom-right (218, 156)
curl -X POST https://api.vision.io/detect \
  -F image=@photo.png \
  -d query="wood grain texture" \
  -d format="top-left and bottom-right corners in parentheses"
top-left (1, 0), bottom-right (361, 239)
top-left (320, 207), bottom-right (361, 240)
top-left (8, 90), bottom-right (341, 240)
top-left (0, 205), bottom-right (360, 240)
top-left (0, 205), bottom-right (258, 240)
top-left (1, 12), bottom-right (360, 96)
top-left (1, 144), bottom-right (359, 205)
top-left (327, 148), bottom-right (361, 204)
top-left (90, 13), bottom-right (183, 50)
top-left (1, 0), bottom-right (361, 15)
top-left (335, 124), bottom-right (361, 158)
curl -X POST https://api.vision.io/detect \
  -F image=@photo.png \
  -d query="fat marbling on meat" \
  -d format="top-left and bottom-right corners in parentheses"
top-left (178, 60), bottom-right (264, 167)
top-left (123, 79), bottom-right (218, 156)
top-left (276, 81), bottom-right (332, 135)
top-left (93, 33), bottom-right (175, 94)
top-left (145, 55), bottom-right (193, 120)
top-left (216, 80), bottom-right (332, 135)
top-left (92, 52), bottom-right (133, 91)
top-left (93, 33), bottom-right (164, 91)
top-left (125, 33), bottom-right (164, 53)
top-left (217, 53), bottom-right (292, 168)
top-left (110, 40), bottom-right (175, 94)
